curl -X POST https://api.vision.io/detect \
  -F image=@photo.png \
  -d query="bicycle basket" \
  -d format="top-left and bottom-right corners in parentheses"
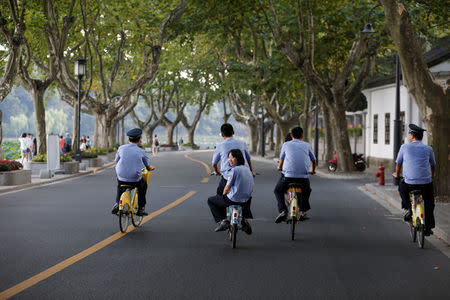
top-left (141, 169), bottom-right (151, 184)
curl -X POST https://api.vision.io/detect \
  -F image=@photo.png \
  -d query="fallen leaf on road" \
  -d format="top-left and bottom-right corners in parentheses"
top-left (433, 266), bottom-right (440, 270)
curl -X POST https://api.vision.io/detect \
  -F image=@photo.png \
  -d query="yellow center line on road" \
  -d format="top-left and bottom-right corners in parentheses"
top-left (184, 153), bottom-right (211, 183)
top-left (0, 190), bottom-right (197, 300)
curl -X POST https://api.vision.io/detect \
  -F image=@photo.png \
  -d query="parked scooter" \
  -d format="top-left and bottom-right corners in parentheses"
top-left (328, 152), bottom-right (366, 172)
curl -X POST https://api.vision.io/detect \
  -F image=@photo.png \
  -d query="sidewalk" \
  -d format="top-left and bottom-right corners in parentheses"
top-left (252, 152), bottom-right (450, 245)
top-left (0, 161), bottom-right (115, 195)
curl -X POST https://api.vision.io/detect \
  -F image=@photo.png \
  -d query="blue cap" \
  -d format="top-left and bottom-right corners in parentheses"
top-left (127, 128), bottom-right (142, 138)
top-left (408, 124), bottom-right (426, 133)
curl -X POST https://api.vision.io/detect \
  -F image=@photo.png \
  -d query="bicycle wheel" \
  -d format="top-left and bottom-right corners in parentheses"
top-left (291, 216), bottom-right (296, 240)
top-left (227, 227), bottom-right (232, 241)
top-left (119, 204), bottom-right (129, 233)
top-left (417, 224), bottom-right (425, 249)
top-left (231, 224), bottom-right (238, 248)
top-left (328, 163), bottom-right (337, 172)
top-left (409, 223), bottom-right (417, 242)
top-left (131, 208), bottom-right (143, 227)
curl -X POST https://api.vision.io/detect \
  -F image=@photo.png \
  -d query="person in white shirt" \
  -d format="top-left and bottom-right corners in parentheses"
top-left (18, 133), bottom-right (29, 164)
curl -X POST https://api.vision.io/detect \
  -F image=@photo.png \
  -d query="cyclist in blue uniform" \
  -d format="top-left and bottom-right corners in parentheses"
top-left (274, 126), bottom-right (316, 223)
top-left (393, 124), bottom-right (436, 236)
top-left (111, 128), bottom-right (154, 216)
top-left (208, 149), bottom-right (254, 234)
top-left (211, 123), bottom-right (255, 194)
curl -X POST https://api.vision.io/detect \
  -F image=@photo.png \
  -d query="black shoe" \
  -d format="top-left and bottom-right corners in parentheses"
top-left (403, 209), bottom-right (412, 222)
top-left (424, 229), bottom-right (433, 236)
top-left (111, 203), bottom-right (119, 215)
top-left (299, 214), bottom-right (310, 221)
top-left (214, 220), bottom-right (230, 232)
top-left (241, 219), bottom-right (252, 235)
top-left (136, 208), bottom-right (148, 216)
top-left (275, 211), bottom-right (287, 223)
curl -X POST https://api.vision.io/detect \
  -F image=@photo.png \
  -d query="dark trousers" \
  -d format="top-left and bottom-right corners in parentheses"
top-left (116, 178), bottom-right (148, 209)
top-left (274, 175), bottom-right (311, 213)
top-left (207, 194), bottom-right (253, 222)
top-left (399, 180), bottom-right (435, 230)
top-left (216, 176), bottom-right (227, 195)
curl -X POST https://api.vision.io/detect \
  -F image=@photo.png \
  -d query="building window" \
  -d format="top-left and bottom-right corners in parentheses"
top-left (385, 113), bottom-right (390, 144)
top-left (400, 111), bottom-right (405, 145)
top-left (373, 114), bottom-right (378, 144)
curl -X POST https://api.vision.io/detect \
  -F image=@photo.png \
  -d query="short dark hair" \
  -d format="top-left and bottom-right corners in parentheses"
top-left (221, 123), bottom-right (234, 137)
top-left (410, 130), bottom-right (423, 140)
top-left (291, 127), bottom-right (303, 139)
top-left (22, 133), bottom-right (27, 138)
top-left (129, 136), bottom-right (141, 143)
top-left (228, 149), bottom-right (245, 166)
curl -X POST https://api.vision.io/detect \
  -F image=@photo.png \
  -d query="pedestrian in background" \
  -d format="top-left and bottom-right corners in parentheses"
top-left (27, 133), bottom-right (34, 160)
top-left (152, 134), bottom-right (159, 157)
top-left (80, 139), bottom-right (87, 152)
top-left (64, 133), bottom-right (72, 154)
top-left (59, 136), bottom-right (66, 153)
top-left (31, 134), bottom-right (37, 157)
top-left (18, 133), bottom-right (29, 164)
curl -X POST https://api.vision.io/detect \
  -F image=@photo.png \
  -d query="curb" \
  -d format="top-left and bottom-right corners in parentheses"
top-left (0, 162), bottom-right (115, 195)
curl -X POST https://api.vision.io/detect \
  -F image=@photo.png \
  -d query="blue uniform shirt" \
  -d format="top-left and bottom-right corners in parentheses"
top-left (212, 137), bottom-right (251, 179)
top-left (396, 141), bottom-right (436, 184)
top-left (115, 143), bottom-right (150, 182)
top-left (226, 165), bottom-right (254, 203)
top-left (280, 140), bottom-right (316, 178)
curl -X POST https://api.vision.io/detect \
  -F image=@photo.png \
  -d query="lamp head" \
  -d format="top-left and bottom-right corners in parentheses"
top-left (362, 23), bottom-right (375, 34)
top-left (74, 57), bottom-right (87, 77)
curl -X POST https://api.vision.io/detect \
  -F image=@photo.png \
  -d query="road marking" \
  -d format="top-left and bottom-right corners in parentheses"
top-left (0, 190), bottom-right (197, 300)
top-left (201, 177), bottom-right (209, 183)
top-left (184, 153), bottom-right (211, 175)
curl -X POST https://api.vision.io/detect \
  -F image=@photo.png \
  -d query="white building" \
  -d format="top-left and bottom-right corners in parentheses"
top-left (362, 40), bottom-right (450, 169)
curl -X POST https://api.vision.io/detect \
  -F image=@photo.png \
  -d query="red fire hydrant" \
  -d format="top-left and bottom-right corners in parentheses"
top-left (375, 163), bottom-right (385, 186)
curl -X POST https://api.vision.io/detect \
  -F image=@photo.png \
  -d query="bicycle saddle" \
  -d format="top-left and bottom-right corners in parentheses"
top-left (120, 184), bottom-right (135, 188)
top-left (288, 183), bottom-right (301, 188)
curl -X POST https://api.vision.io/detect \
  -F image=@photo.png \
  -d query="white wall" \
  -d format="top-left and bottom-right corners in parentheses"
top-left (363, 59), bottom-right (448, 161)
top-left (363, 84), bottom-right (428, 160)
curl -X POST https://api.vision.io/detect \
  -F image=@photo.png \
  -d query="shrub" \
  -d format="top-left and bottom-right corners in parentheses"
top-left (87, 148), bottom-right (107, 155)
top-left (108, 146), bottom-right (117, 153)
top-left (68, 149), bottom-right (99, 158)
top-left (2, 141), bottom-right (20, 160)
top-left (159, 144), bottom-right (177, 147)
top-left (32, 154), bottom-right (46, 162)
top-left (182, 142), bottom-right (198, 147)
top-left (60, 154), bottom-right (73, 162)
top-left (348, 127), bottom-right (362, 137)
top-left (0, 160), bottom-right (23, 172)
top-left (81, 150), bottom-right (98, 158)
top-left (142, 143), bottom-right (152, 148)
top-left (31, 153), bottom-right (73, 162)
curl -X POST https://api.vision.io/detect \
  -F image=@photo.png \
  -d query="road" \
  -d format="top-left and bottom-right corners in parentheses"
top-left (0, 151), bottom-right (449, 299)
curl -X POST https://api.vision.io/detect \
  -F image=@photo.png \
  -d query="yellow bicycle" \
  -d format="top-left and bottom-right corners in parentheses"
top-left (286, 183), bottom-right (301, 240)
top-left (409, 190), bottom-right (426, 248)
top-left (118, 169), bottom-right (151, 233)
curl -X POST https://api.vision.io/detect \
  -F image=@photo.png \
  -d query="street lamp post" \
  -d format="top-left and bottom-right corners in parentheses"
top-left (74, 57), bottom-right (86, 162)
top-left (393, 54), bottom-right (402, 183)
